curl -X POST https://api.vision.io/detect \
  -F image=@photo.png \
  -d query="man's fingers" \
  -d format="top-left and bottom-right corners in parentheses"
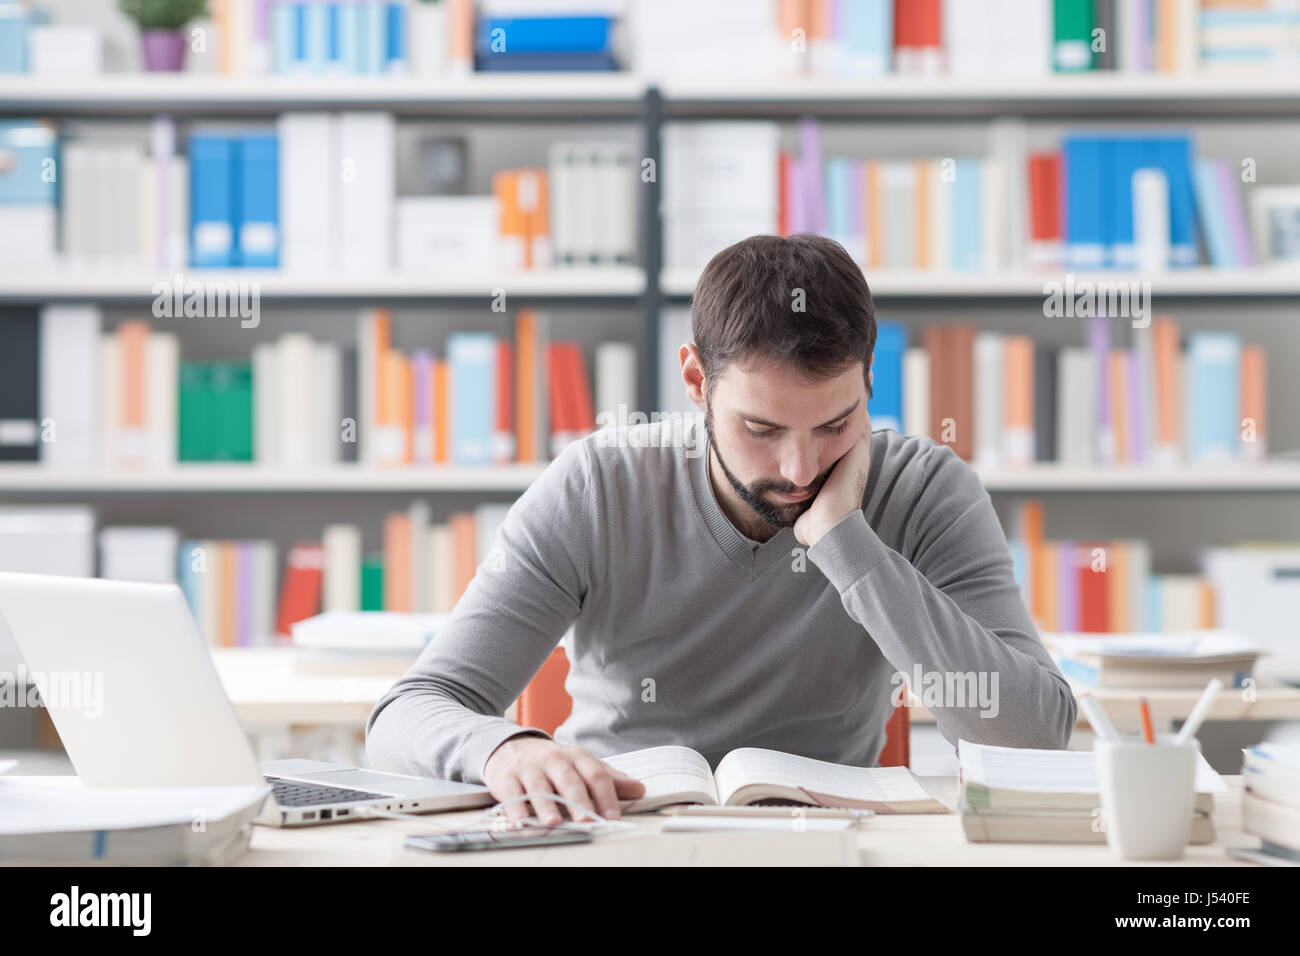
top-left (493, 775), bottom-right (530, 826)
top-left (545, 758), bottom-right (599, 822)
top-left (574, 756), bottom-right (623, 819)
top-left (520, 769), bottom-right (563, 826)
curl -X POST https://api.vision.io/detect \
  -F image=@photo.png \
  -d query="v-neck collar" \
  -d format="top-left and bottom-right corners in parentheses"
top-left (686, 416), bottom-right (799, 577)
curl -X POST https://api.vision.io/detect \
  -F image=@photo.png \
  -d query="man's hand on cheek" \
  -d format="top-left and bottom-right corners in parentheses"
top-left (793, 421), bottom-right (873, 549)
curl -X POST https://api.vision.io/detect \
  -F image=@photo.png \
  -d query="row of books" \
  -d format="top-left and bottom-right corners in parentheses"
top-left (871, 317), bottom-right (1269, 469)
top-left (664, 119), bottom-right (1294, 274)
top-left (637, 0), bottom-right (1300, 80)
top-left (2, 305), bottom-right (633, 468)
top-left (1007, 500), bottom-right (1216, 635)
top-left (0, 114), bottom-right (638, 273)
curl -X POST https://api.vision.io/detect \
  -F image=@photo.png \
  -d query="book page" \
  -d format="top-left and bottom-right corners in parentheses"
top-left (600, 745), bottom-right (718, 810)
top-left (713, 748), bottom-right (944, 809)
top-left (958, 740), bottom-right (1226, 794)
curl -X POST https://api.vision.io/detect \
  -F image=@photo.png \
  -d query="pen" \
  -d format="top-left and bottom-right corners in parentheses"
top-left (1174, 678), bottom-right (1225, 747)
top-left (1139, 697), bottom-right (1155, 744)
top-left (1079, 692), bottom-right (1121, 742)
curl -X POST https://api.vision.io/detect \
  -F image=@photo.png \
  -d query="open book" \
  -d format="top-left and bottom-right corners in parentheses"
top-left (601, 746), bottom-right (952, 814)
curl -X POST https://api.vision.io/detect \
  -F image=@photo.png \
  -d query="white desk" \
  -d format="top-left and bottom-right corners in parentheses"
top-left (238, 776), bottom-right (1261, 867)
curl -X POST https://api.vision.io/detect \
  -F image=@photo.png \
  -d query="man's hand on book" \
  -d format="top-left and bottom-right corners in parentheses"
top-left (793, 421), bottom-right (873, 549)
top-left (483, 736), bottom-right (646, 826)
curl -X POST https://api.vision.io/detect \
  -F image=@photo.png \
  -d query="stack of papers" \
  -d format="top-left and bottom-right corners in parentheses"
top-left (0, 779), bottom-right (268, 864)
top-left (1045, 630), bottom-right (1262, 689)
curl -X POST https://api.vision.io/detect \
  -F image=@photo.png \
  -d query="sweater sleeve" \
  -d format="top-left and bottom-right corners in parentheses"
top-left (365, 438), bottom-right (592, 784)
top-left (805, 442), bottom-right (1077, 753)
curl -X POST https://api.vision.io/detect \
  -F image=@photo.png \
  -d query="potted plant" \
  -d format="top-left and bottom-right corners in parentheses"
top-left (119, 0), bottom-right (209, 72)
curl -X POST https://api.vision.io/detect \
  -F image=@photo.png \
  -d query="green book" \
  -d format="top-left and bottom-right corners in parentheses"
top-left (361, 556), bottom-right (385, 611)
top-left (1053, 0), bottom-right (1094, 72)
top-left (178, 362), bottom-right (212, 461)
top-left (209, 361), bottom-right (253, 461)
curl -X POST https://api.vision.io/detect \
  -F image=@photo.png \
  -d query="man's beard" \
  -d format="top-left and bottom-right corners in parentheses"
top-left (704, 404), bottom-right (834, 530)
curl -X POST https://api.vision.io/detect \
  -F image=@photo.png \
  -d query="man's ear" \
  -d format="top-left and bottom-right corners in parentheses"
top-left (681, 343), bottom-right (707, 410)
top-left (867, 358), bottom-right (874, 400)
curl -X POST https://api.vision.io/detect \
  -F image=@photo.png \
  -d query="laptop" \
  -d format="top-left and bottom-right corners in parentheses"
top-left (0, 572), bottom-right (495, 827)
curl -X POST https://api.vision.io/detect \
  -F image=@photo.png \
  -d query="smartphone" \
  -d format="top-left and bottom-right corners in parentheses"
top-left (404, 827), bottom-right (595, 853)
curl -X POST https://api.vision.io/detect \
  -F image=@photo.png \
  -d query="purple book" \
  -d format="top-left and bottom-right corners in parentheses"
top-left (1214, 160), bottom-right (1256, 267)
top-left (1088, 313), bottom-right (1112, 464)
top-left (798, 116), bottom-right (825, 235)
top-left (1059, 541), bottom-right (1079, 632)
top-left (411, 350), bottom-right (434, 464)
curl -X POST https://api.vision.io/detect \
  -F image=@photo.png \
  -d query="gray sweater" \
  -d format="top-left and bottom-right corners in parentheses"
top-left (366, 418), bottom-right (1077, 783)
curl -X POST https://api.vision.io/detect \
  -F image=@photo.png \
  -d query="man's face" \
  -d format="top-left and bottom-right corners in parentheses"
top-left (703, 358), bottom-right (870, 530)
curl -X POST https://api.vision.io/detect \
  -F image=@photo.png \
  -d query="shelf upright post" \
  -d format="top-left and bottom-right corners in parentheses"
top-left (639, 84), bottom-right (665, 416)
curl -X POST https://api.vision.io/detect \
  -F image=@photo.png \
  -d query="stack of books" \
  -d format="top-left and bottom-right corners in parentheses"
top-left (957, 740), bottom-right (1224, 844)
top-left (0, 120), bottom-right (59, 268)
top-left (1241, 744), bottom-right (1300, 864)
top-left (1044, 631), bottom-right (1262, 689)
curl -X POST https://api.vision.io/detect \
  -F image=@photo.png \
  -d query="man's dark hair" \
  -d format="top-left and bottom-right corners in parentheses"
top-left (691, 234), bottom-right (876, 399)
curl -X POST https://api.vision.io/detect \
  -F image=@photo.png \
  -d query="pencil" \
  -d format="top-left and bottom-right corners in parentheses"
top-left (1139, 697), bottom-right (1155, 744)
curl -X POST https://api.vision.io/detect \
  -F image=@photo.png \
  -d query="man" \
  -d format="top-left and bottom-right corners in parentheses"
top-left (367, 234), bottom-right (1077, 826)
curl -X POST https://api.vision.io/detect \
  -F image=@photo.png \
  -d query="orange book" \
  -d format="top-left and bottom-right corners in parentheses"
top-left (915, 161), bottom-right (930, 268)
top-left (1199, 581), bottom-right (1216, 628)
top-left (515, 310), bottom-right (538, 462)
top-left (448, 0), bottom-right (473, 71)
top-left (118, 320), bottom-right (149, 430)
top-left (1240, 344), bottom-right (1267, 459)
top-left (449, 512), bottom-right (477, 605)
top-left (808, 0), bottom-right (830, 40)
top-left (215, 0), bottom-right (231, 75)
top-left (380, 349), bottom-right (409, 465)
top-left (434, 359), bottom-right (450, 464)
top-left (1107, 541), bottom-right (1131, 633)
top-left (401, 352), bottom-right (414, 464)
top-left (1035, 540), bottom-right (1060, 632)
top-left (1152, 318), bottom-right (1180, 459)
top-left (1109, 349), bottom-right (1129, 465)
top-left (495, 341), bottom-right (514, 463)
top-left (1016, 499), bottom-right (1045, 545)
top-left (220, 541), bottom-right (236, 647)
top-left (867, 162), bottom-right (882, 269)
top-left (521, 169), bottom-right (549, 268)
top-left (383, 513), bottom-right (412, 612)
top-left (1002, 336), bottom-right (1035, 465)
top-left (1158, 0), bottom-right (1176, 72)
top-left (778, 0), bottom-right (809, 43)
top-left (494, 170), bottom-right (525, 269)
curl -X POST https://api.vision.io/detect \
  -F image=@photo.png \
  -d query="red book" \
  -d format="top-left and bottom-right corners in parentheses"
top-left (566, 343), bottom-right (595, 432)
top-left (275, 543), bottom-right (324, 637)
top-left (1028, 152), bottom-right (1062, 248)
top-left (1077, 543), bottom-right (1111, 633)
top-left (547, 343), bottom-right (572, 455)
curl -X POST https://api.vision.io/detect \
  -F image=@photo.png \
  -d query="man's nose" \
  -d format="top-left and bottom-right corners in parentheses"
top-left (779, 437), bottom-right (819, 489)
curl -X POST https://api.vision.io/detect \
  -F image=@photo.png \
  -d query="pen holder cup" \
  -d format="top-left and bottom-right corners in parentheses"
top-left (1095, 734), bottom-right (1199, 861)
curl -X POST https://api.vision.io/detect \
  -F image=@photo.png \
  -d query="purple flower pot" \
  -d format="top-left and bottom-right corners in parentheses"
top-left (141, 29), bottom-right (187, 72)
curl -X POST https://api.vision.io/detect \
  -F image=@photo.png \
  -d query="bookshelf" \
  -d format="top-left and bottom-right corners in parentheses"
top-left (2, 464), bottom-right (1300, 495)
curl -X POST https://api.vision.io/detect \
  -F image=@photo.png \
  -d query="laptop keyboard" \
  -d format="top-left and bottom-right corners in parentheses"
top-left (266, 776), bottom-right (388, 807)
